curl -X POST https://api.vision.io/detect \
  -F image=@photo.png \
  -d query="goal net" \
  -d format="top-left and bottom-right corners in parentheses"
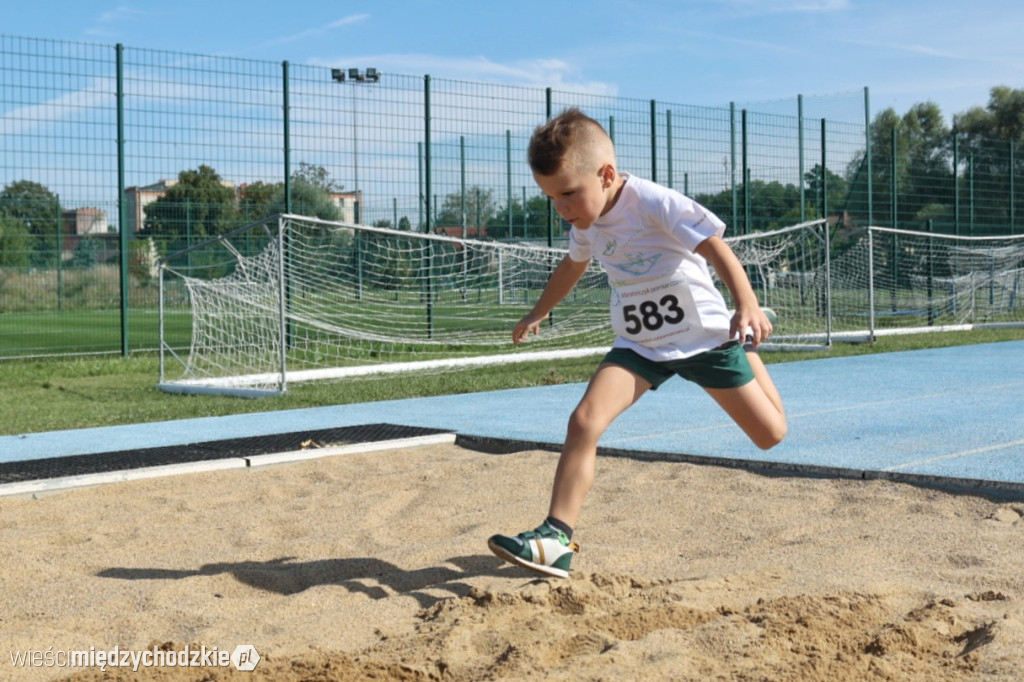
top-left (157, 215), bottom-right (834, 397)
top-left (830, 226), bottom-right (1024, 338)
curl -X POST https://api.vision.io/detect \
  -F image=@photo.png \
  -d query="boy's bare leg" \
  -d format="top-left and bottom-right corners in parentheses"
top-left (547, 362), bottom-right (651, 528)
top-left (703, 351), bottom-right (786, 450)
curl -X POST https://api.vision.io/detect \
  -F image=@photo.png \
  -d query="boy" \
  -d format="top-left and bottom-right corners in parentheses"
top-left (487, 108), bottom-right (787, 578)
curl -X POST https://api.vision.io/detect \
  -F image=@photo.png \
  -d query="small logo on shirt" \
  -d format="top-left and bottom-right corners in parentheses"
top-left (614, 252), bottom-right (662, 276)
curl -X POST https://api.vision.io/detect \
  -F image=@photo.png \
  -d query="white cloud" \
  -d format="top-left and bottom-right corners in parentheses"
top-left (262, 14), bottom-right (370, 48)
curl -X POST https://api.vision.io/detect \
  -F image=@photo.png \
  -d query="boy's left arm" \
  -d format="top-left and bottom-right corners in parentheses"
top-left (695, 235), bottom-right (773, 347)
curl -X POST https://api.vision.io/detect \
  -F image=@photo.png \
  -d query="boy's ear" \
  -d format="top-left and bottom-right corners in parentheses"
top-left (598, 163), bottom-right (616, 187)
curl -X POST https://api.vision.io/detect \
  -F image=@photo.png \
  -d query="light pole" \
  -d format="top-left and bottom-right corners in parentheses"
top-left (331, 68), bottom-right (380, 224)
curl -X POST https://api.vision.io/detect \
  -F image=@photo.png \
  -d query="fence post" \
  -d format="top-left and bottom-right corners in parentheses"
top-left (890, 126), bottom-right (898, 230)
top-left (545, 87), bottom-right (553, 247)
top-left (864, 86), bottom-right (873, 226)
top-left (821, 119), bottom-right (827, 220)
top-left (282, 61), bottom-right (291, 214)
top-left (741, 109), bottom-right (748, 235)
top-left (926, 219), bottom-right (935, 324)
top-left (116, 43), bottom-right (129, 356)
top-left (423, 75), bottom-right (432, 234)
top-left (423, 75), bottom-right (433, 337)
top-left (506, 130), bottom-right (513, 237)
top-left (649, 99), bottom-right (657, 183)
top-left (798, 94), bottom-right (805, 222)
top-left (666, 109), bottom-right (673, 190)
top-left (730, 102), bottom-right (738, 231)
top-left (953, 127), bottom-right (960, 235)
top-left (53, 194), bottom-right (62, 312)
top-left (460, 136), bottom-right (466, 239)
top-left (822, 117), bottom-right (833, 345)
top-left (1010, 140), bottom-right (1016, 235)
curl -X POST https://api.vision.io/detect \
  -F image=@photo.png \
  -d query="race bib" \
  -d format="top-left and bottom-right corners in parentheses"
top-left (609, 273), bottom-right (702, 347)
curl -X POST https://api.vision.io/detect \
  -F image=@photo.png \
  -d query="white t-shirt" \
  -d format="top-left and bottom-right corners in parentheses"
top-left (567, 173), bottom-right (733, 361)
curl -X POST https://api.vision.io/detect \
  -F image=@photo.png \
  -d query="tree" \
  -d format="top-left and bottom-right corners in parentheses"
top-left (953, 87), bottom-right (1024, 232)
top-left (239, 181), bottom-right (281, 222)
top-left (488, 193), bottom-right (550, 240)
top-left (0, 214), bottom-right (32, 267)
top-left (275, 176), bottom-right (340, 221)
top-left (238, 165), bottom-right (344, 224)
top-left (956, 86), bottom-right (1024, 142)
top-left (434, 186), bottom-right (496, 235)
top-left (293, 161), bottom-right (344, 193)
top-left (0, 180), bottom-right (61, 266)
top-left (803, 165), bottom-right (847, 218)
top-left (844, 103), bottom-right (953, 230)
top-left (694, 179), bottom-right (803, 233)
top-left (142, 165), bottom-right (239, 252)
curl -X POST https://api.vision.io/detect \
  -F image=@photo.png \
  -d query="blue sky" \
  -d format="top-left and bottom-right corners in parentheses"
top-left (6, 0), bottom-right (1022, 124)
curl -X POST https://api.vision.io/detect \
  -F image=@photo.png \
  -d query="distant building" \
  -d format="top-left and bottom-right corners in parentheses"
top-left (60, 207), bottom-right (112, 256)
top-left (123, 180), bottom-right (175, 233)
top-left (62, 207), bottom-right (108, 235)
top-left (328, 190), bottom-right (361, 224)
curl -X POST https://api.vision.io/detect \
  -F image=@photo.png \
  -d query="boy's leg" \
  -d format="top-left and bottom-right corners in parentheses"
top-left (548, 362), bottom-right (651, 527)
top-left (703, 350), bottom-right (786, 450)
top-left (488, 361), bottom-right (650, 577)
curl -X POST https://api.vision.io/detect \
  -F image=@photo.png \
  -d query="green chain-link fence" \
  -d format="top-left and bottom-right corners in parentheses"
top-left (1, 34), bottom-right (1020, 358)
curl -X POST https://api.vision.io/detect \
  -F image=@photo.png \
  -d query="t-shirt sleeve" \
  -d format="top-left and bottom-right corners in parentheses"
top-left (566, 226), bottom-right (593, 262)
top-left (662, 194), bottom-right (726, 252)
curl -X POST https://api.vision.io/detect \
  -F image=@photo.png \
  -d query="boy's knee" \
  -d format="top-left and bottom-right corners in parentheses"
top-left (754, 422), bottom-right (787, 450)
top-left (567, 404), bottom-right (605, 440)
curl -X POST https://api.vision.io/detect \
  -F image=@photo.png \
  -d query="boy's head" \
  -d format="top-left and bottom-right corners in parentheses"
top-left (528, 108), bottom-right (623, 230)
top-left (528, 107), bottom-right (616, 177)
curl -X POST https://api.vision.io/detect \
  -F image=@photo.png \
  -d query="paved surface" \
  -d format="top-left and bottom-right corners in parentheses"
top-left (3, 340), bottom-right (1023, 496)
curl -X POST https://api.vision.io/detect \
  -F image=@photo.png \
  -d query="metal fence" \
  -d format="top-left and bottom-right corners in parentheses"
top-left (1, 34), bottom-right (1021, 358)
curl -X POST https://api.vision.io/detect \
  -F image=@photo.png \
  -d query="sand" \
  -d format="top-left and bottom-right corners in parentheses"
top-left (2, 441), bottom-right (1024, 681)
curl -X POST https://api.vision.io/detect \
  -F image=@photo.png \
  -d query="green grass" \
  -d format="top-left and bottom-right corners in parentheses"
top-left (1, 327), bottom-right (1022, 437)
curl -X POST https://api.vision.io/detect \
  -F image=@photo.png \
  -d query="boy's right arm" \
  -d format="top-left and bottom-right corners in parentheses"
top-left (512, 255), bottom-right (590, 345)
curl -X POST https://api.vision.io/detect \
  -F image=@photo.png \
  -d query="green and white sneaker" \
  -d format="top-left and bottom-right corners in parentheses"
top-left (488, 522), bottom-right (579, 578)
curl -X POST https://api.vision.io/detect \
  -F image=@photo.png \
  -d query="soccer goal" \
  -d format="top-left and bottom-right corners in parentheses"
top-left (157, 215), bottom-right (835, 397)
top-left (830, 226), bottom-right (1024, 339)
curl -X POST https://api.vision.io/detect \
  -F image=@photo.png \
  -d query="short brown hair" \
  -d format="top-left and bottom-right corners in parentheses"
top-left (528, 107), bottom-right (612, 176)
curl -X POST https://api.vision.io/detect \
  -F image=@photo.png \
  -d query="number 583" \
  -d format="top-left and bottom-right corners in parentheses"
top-left (622, 294), bottom-right (685, 334)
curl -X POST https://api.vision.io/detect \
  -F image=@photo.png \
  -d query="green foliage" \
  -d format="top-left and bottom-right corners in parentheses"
top-left (238, 165), bottom-right (344, 224)
top-left (141, 165), bottom-right (240, 253)
top-left (0, 179), bottom-right (61, 266)
top-left (68, 238), bottom-right (100, 269)
top-left (280, 176), bottom-right (341, 221)
top-left (434, 186), bottom-right (496, 234)
top-left (694, 179), bottom-right (806, 233)
top-left (293, 161), bottom-right (344, 192)
top-left (0, 214), bottom-right (32, 267)
top-left (488, 193), bottom-right (551, 240)
top-left (239, 180), bottom-right (279, 222)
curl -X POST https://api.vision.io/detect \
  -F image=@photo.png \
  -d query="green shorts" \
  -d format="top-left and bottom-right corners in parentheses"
top-left (602, 341), bottom-right (755, 390)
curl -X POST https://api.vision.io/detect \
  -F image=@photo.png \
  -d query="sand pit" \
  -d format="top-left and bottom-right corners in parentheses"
top-left (2, 442), bottom-right (1024, 681)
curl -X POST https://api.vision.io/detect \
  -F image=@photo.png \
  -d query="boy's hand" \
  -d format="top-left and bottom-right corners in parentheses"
top-left (513, 312), bottom-right (549, 345)
top-left (731, 305), bottom-right (773, 348)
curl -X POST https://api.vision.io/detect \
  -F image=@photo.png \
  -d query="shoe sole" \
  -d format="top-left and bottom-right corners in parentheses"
top-left (487, 537), bottom-right (571, 579)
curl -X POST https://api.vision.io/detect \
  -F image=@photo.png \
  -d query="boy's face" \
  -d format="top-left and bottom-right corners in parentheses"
top-left (533, 162), bottom-right (616, 230)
